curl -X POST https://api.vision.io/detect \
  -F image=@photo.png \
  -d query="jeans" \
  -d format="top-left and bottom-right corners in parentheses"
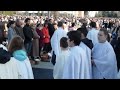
top-left (24, 42), bottom-right (32, 56)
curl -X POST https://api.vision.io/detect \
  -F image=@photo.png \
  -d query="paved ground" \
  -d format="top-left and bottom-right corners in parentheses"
top-left (32, 61), bottom-right (54, 79)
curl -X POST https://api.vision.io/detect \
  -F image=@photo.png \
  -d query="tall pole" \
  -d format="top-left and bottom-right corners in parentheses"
top-left (48, 11), bottom-right (50, 19)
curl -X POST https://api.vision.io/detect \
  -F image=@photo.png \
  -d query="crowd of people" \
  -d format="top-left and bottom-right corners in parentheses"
top-left (0, 14), bottom-right (120, 79)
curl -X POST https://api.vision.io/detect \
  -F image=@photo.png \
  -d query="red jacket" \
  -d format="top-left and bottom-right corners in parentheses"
top-left (42, 27), bottom-right (50, 43)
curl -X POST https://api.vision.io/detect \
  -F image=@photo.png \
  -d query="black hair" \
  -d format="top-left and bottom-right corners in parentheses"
top-left (90, 21), bottom-right (96, 28)
top-left (25, 18), bottom-right (30, 23)
top-left (60, 37), bottom-right (68, 48)
top-left (58, 21), bottom-right (63, 27)
top-left (67, 31), bottom-right (81, 46)
top-left (44, 22), bottom-right (48, 27)
top-left (72, 23), bottom-right (75, 27)
top-left (77, 27), bottom-right (88, 37)
top-left (9, 21), bottom-right (15, 26)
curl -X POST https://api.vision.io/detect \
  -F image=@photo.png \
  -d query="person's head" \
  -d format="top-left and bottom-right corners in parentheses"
top-left (77, 27), bottom-right (88, 39)
top-left (44, 22), bottom-right (48, 28)
top-left (67, 31), bottom-right (81, 47)
top-left (98, 28), bottom-right (109, 43)
top-left (90, 21), bottom-right (96, 28)
top-left (117, 28), bottom-right (120, 37)
top-left (30, 23), bottom-right (36, 30)
top-left (60, 37), bottom-right (68, 49)
top-left (9, 21), bottom-right (15, 28)
top-left (36, 23), bottom-right (43, 30)
top-left (53, 23), bottom-right (58, 30)
top-left (8, 36), bottom-right (24, 54)
top-left (25, 18), bottom-right (30, 25)
top-left (58, 21), bottom-right (63, 28)
top-left (71, 23), bottom-right (75, 27)
top-left (16, 19), bottom-right (22, 27)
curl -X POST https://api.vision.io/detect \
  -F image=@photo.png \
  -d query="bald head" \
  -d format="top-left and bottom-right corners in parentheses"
top-left (16, 19), bottom-right (22, 27)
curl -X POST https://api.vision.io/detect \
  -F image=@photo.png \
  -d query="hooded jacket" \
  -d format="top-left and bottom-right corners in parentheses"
top-left (13, 50), bottom-right (27, 61)
top-left (0, 47), bottom-right (11, 64)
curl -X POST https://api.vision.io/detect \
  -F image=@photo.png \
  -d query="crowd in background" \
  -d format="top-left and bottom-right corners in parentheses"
top-left (0, 14), bottom-right (120, 79)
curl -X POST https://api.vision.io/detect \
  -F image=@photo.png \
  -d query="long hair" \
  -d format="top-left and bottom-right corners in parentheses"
top-left (8, 36), bottom-right (24, 54)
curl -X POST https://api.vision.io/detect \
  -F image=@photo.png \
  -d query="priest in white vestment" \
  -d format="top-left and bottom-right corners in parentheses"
top-left (62, 31), bottom-right (90, 79)
top-left (87, 21), bottom-right (99, 46)
top-left (51, 21), bottom-right (67, 65)
top-left (92, 29), bottom-right (117, 79)
top-left (78, 27), bottom-right (94, 79)
top-left (53, 37), bottom-right (70, 79)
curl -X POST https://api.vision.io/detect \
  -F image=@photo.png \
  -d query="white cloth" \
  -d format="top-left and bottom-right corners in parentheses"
top-left (0, 44), bottom-right (7, 51)
top-left (12, 57), bottom-right (34, 79)
top-left (53, 50), bottom-right (70, 79)
top-left (92, 41), bottom-right (118, 79)
top-left (87, 28), bottom-right (99, 46)
top-left (79, 42), bottom-right (92, 78)
top-left (0, 58), bottom-right (20, 79)
top-left (51, 27), bottom-right (67, 57)
top-left (62, 46), bottom-right (91, 79)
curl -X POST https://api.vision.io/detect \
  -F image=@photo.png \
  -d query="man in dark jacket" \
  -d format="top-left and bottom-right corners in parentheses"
top-left (15, 19), bottom-right (25, 40)
top-left (48, 19), bottom-right (55, 39)
top-left (23, 18), bottom-right (33, 56)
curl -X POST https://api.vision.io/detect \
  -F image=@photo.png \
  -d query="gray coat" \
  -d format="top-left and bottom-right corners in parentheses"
top-left (8, 27), bottom-right (17, 44)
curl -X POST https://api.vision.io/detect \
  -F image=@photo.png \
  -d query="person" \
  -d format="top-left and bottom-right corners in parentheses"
top-left (48, 19), bottom-right (55, 39)
top-left (87, 21), bottom-right (99, 46)
top-left (53, 37), bottom-right (70, 79)
top-left (36, 23), bottom-right (44, 55)
top-left (14, 19), bottom-right (25, 40)
top-left (42, 22), bottom-right (50, 53)
top-left (113, 28), bottom-right (120, 71)
top-left (51, 21), bottom-right (67, 65)
top-left (62, 31), bottom-right (90, 79)
top-left (31, 23), bottom-right (40, 62)
top-left (23, 18), bottom-right (33, 57)
top-left (77, 27), bottom-right (93, 79)
top-left (92, 28), bottom-right (117, 79)
top-left (7, 21), bottom-right (16, 44)
top-left (0, 47), bottom-right (21, 79)
top-left (8, 36), bottom-right (34, 79)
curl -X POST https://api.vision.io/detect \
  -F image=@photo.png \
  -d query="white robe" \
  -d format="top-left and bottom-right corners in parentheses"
top-left (92, 41), bottom-right (118, 79)
top-left (51, 27), bottom-right (67, 57)
top-left (86, 28), bottom-right (99, 46)
top-left (12, 57), bottom-right (34, 79)
top-left (79, 42), bottom-right (92, 79)
top-left (62, 46), bottom-right (91, 79)
top-left (0, 58), bottom-right (20, 79)
top-left (53, 50), bottom-right (70, 79)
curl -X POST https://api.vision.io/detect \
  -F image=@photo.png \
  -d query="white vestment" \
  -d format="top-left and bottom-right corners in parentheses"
top-left (12, 57), bottom-right (34, 79)
top-left (53, 50), bottom-right (70, 79)
top-left (51, 27), bottom-right (67, 57)
top-left (62, 46), bottom-right (91, 79)
top-left (79, 42), bottom-right (92, 79)
top-left (87, 28), bottom-right (99, 46)
top-left (92, 41), bottom-right (118, 79)
top-left (0, 59), bottom-right (20, 79)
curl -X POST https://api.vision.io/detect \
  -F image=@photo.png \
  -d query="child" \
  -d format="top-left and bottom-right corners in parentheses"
top-left (53, 37), bottom-right (70, 79)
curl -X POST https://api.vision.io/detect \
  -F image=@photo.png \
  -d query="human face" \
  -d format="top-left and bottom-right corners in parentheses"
top-left (11, 23), bottom-right (15, 28)
top-left (67, 37), bottom-right (74, 47)
top-left (26, 20), bottom-right (30, 25)
top-left (98, 31), bottom-right (107, 43)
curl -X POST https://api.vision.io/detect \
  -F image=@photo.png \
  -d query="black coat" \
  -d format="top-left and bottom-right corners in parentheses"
top-left (0, 48), bottom-right (11, 64)
top-left (23, 25), bottom-right (33, 43)
top-left (48, 23), bottom-right (55, 39)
